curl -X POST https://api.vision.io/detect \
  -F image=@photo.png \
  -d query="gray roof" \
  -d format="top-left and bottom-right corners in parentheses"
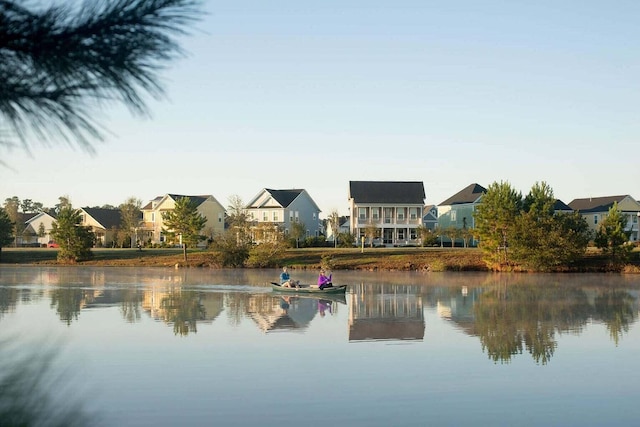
top-left (568, 195), bottom-right (629, 213)
top-left (82, 207), bottom-right (122, 229)
top-left (553, 199), bottom-right (573, 211)
top-left (167, 194), bottom-right (209, 207)
top-left (439, 183), bottom-right (486, 206)
top-left (348, 181), bottom-right (425, 204)
top-left (264, 189), bottom-right (304, 208)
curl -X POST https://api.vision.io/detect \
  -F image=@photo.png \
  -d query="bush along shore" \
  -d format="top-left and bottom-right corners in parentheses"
top-left (2, 247), bottom-right (640, 273)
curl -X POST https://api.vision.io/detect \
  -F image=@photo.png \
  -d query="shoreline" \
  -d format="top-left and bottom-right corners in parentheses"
top-left (2, 247), bottom-right (639, 273)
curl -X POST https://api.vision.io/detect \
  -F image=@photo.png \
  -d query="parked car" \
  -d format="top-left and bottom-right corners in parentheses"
top-left (47, 241), bottom-right (60, 248)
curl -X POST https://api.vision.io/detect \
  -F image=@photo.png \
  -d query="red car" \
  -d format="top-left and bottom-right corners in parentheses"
top-left (47, 241), bottom-right (60, 248)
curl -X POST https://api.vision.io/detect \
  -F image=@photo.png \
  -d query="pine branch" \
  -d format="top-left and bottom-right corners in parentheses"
top-left (0, 0), bottom-right (202, 152)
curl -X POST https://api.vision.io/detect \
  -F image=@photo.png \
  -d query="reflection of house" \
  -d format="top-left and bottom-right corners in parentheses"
top-left (141, 194), bottom-right (226, 245)
top-left (569, 195), bottom-right (640, 242)
top-left (348, 181), bottom-right (426, 247)
top-left (245, 188), bottom-right (322, 239)
top-left (348, 283), bottom-right (424, 342)
top-left (437, 183), bottom-right (486, 246)
top-left (80, 207), bottom-right (122, 247)
top-left (248, 294), bottom-right (318, 333)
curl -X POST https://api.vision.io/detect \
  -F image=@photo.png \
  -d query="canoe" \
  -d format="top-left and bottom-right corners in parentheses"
top-left (271, 282), bottom-right (347, 294)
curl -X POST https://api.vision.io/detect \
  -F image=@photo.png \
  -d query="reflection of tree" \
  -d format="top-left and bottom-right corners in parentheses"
top-left (474, 284), bottom-right (591, 364)
top-left (120, 289), bottom-right (144, 323)
top-left (594, 290), bottom-right (636, 346)
top-left (0, 287), bottom-right (19, 320)
top-left (225, 292), bottom-right (252, 326)
top-left (160, 289), bottom-right (206, 336)
top-left (50, 287), bottom-right (87, 325)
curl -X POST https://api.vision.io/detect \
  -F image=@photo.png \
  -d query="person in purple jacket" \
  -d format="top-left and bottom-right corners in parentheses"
top-left (317, 269), bottom-right (333, 290)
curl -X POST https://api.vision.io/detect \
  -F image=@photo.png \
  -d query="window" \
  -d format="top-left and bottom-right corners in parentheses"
top-left (451, 210), bottom-right (457, 222)
top-left (372, 208), bottom-right (380, 220)
top-left (313, 212), bottom-right (316, 220)
top-left (151, 213), bottom-right (155, 222)
top-left (397, 208), bottom-right (405, 221)
top-left (218, 213), bottom-right (223, 223)
top-left (633, 214), bottom-right (638, 224)
top-left (409, 207), bottom-right (418, 220)
top-left (398, 229), bottom-right (405, 240)
top-left (262, 211), bottom-right (268, 221)
top-left (594, 215), bottom-right (598, 225)
top-left (384, 208), bottom-right (393, 223)
top-left (359, 207), bottom-right (367, 220)
top-left (410, 229), bottom-right (417, 239)
top-left (273, 211), bottom-right (278, 221)
top-left (295, 211), bottom-right (299, 222)
top-left (289, 210), bottom-right (294, 221)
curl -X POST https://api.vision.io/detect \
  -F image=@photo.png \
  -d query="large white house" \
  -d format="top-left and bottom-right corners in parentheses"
top-left (348, 181), bottom-right (425, 246)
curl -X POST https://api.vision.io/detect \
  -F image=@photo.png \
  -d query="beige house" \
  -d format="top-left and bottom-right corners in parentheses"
top-left (141, 194), bottom-right (226, 246)
top-left (568, 195), bottom-right (640, 242)
top-left (348, 181), bottom-right (425, 246)
top-left (79, 207), bottom-right (122, 247)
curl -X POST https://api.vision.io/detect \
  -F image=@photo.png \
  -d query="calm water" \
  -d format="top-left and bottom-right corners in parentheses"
top-left (1, 266), bottom-right (640, 427)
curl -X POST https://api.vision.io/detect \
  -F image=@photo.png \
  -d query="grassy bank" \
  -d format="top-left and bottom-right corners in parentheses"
top-left (2, 247), bottom-right (639, 272)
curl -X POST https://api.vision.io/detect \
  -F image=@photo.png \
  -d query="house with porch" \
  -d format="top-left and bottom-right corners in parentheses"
top-left (348, 181), bottom-right (425, 247)
top-left (140, 194), bottom-right (226, 245)
top-left (568, 195), bottom-right (640, 242)
top-left (245, 188), bottom-right (322, 241)
top-left (437, 183), bottom-right (487, 247)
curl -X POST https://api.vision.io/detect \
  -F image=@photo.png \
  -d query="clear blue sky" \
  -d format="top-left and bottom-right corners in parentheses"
top-left (2, 0), bottom-right (639, 215)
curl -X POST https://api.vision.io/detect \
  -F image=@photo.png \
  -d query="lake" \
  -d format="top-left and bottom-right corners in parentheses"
top-left (1, 266), bottom-right (640, 427)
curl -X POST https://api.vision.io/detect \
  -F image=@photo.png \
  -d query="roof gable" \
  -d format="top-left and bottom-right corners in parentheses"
top-left (82, 207), bottom-right (122, 229)
top-left (167, 194), bottom-right (209, 207)
top-left (349, 181), bottom-right (425, 204)
top-left (266, 189), bottom-right (303, 208)
top-left (247, 189), bottom-right (310, 209)
top-left (439, 183), bottom-right (486, 206)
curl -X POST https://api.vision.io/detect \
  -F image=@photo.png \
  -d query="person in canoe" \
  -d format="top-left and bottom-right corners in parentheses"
top-left (317, 269), bottom-right (333, 290)
top-left (280, 266), bottom-right (300, 288)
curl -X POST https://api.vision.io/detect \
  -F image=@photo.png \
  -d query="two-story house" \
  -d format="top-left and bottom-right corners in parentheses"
top-left (348, 181), bottom-right (425, 246)
top-left (245, 188), bottom-right (321, 240)
top-left (437, 183), bottom-right (486, 247)
top-left (141, 194), bottom-right (226, 245)
top-left (568, 195), bottom-right (640, 242)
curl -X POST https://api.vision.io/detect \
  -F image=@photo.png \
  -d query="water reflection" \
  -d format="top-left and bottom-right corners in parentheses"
top-left (1, 268), bottom-right (639, 363)
top-left (348, 283), bottom-right (425, 342)
top-left (469, 281), bottom-right (638, 364)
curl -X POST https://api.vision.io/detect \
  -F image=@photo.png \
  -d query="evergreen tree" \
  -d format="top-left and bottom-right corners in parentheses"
top-left (162, 197), bottom-right (207, 262)
top-left (511, 182), bottom-right (589, 271)
top-left (51, 206), bottom-right (95, 262)
top-left (594, 202), bottom-right (632, 266)
top-left (0, 208), bottom-right (14, 261)
top-left (473, 181), bottom-right (522, 269)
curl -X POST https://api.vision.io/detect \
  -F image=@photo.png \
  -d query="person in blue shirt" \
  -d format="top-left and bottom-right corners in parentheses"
top-left (279, 266), bottom-right (299, 288)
